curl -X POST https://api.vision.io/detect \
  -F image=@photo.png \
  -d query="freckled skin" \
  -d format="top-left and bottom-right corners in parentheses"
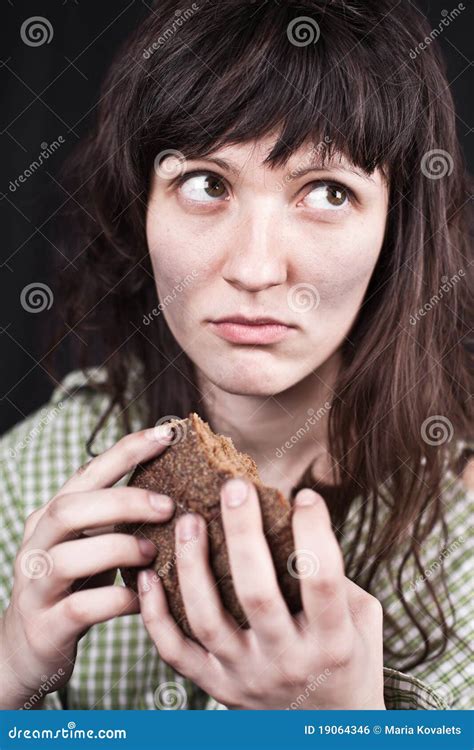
top-left (146, 135), bottom-right (389, 397)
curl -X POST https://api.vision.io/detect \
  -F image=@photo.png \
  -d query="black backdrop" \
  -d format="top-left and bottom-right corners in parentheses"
top-left (1, 0), bottom-right (473, 435)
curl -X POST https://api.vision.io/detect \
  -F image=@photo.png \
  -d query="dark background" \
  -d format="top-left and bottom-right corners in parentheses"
top-left (1, 0), bottom-right (473, 435)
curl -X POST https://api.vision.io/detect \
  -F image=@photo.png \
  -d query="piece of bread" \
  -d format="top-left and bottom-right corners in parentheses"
top-left (116, 413), bottom-right (302, 642)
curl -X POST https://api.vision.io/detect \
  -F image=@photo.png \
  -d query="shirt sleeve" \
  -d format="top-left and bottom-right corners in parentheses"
top-left (382, 667), bottom-right (452, 709)
top-left (204, 695), bottom-right (228, 709)
top-left (42, 693), bottom-right (64, 709)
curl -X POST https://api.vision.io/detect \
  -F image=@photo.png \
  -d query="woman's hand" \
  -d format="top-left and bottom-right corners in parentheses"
top-left (0, 425), bottom-right (175, 709)
top-left (138, 479), bottom-right (386, 710)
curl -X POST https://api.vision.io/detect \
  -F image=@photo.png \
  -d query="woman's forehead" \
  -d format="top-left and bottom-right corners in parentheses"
top-left (183, 136), bottom-right (387, 185)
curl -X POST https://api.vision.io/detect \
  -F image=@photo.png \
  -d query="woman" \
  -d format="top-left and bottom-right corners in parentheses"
top-left (0, 0), bottom-right (472, 711)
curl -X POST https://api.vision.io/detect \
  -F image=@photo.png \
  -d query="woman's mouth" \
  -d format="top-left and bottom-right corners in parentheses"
top-left (208, 318), bottom-right (296, 345)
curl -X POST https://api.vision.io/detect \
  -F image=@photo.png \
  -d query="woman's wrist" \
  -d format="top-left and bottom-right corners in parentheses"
top-left (0, 615), bottom-right (43, 709)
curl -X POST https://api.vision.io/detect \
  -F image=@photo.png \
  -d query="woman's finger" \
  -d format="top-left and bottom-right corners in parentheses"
top-left (175, 511), bottom-right (243, 662)
top-left (23, 426), bottom-right (174, 541)
top-left (29, 487), bottom-right (174, 551)
top-left (48, 585), bottom-right (141, 644)
top-left (27, 533), bottom-right (157, 604)
top-left (62, 426), bottom-right (174, 493)
top-left (220, 477), bottom-right (298, 648)
top-left (137, 569), bottom-right (213, 687)
top-left (291, 490), bottom-right (352, 641)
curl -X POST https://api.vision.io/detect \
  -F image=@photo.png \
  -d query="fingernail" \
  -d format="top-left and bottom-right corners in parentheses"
top-left (178, 513), bottom-right (199, 541)
top-left (295, 489), bottom-right (317, 506)
top-left (144, 425), bottom-right (174, 442)
top-left (224, 478), bottom-right (248, 507)
top-left (148, 493), bottom-right (174, 512)
top-left (138, 569), bottom-right (154, 594)
top-left (138, 537), bottom-right (157, 556)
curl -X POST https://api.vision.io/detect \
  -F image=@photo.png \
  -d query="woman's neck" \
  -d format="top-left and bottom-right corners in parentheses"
top-left (197, 351), bottom-right (341, 498)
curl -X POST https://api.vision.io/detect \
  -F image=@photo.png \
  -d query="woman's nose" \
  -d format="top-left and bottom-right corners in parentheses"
top-left (221, 208), bottom-right (287, 292)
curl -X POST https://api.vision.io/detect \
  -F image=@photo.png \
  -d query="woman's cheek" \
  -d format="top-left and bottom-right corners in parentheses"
top-left (305, 229), bottom-right (382, 307)
top-left (318, 267), bottom-right (372, 311)
top-left (146, 261), bottom-right (198, 340)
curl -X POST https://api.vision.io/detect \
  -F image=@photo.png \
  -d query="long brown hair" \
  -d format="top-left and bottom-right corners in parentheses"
top-left (47, 0), bottom-right (473, 671)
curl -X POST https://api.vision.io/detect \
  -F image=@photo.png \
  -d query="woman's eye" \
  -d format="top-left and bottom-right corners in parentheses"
top-left (178, 172), bottom-right (228, 203)
top-left (304, 182), bottom-right (350, 210)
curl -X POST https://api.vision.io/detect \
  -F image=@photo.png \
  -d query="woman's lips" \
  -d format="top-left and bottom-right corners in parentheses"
top-left (209, 321), bottom-right (295, 344)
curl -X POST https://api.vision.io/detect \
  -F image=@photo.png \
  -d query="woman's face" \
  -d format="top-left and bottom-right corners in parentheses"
top-left (146, 135), bottom-right (389, 396)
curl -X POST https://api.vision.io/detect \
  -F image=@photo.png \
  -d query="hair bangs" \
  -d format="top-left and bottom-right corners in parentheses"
top-left (139, 2), bottom-right (424, 182)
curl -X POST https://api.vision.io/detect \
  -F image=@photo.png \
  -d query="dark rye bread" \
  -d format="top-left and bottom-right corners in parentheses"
top-left (116, 412), bottom-right (302, 642)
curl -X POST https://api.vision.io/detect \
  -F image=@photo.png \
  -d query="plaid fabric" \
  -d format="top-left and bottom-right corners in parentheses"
top-left (0, 367), bottom-right (472, 711)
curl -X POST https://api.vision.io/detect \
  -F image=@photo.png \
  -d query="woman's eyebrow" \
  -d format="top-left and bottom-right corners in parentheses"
top-left (286, 162), bottom-right (376, 183)
top-left (184, 155), bottom-right (241, 177)
top-left (184, 155), bottom-right (375, 183)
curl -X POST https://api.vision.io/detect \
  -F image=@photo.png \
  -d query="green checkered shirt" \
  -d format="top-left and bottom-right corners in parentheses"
top-left (1, 368), bottom-right (472, 710)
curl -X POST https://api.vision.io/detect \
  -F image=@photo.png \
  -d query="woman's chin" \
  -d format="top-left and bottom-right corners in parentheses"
top-left (219, 381), bottom-right (280, 397)
top-left (199, 366), bottom-right (297, 397)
